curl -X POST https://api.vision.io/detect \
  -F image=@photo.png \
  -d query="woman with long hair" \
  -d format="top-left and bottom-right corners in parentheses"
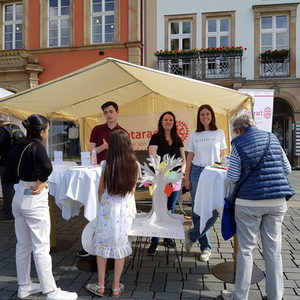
top-left (3, 114), bottom-right (77, 300)
top-left (86, 129), bottom-right (139, 298)
top-left (184, 105), bottom-right (227, 262)
top-left (147, 111), bottom-right (186, 256)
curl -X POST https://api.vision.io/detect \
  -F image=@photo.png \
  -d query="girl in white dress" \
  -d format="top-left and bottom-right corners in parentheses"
top-left (86, 129), bottom-right (139, 298)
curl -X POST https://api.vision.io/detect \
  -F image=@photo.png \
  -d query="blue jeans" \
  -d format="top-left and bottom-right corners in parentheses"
top-left (151, 190), bottom-right (179, 244)
top-left (188, 164), bottom-right (219, 251)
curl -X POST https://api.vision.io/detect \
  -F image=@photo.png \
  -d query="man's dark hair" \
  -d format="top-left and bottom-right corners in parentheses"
top-left (101, 101), bottom-right (119, 112)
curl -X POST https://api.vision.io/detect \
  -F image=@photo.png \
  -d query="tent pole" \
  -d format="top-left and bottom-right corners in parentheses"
top-left (250, 97), bottom-right (255, 119)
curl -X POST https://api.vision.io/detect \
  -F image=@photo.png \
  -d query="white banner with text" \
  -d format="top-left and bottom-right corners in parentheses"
top-left (239, 89), bottom-right (274, 133)
top-left (100, 108), bottom-right (195, 151)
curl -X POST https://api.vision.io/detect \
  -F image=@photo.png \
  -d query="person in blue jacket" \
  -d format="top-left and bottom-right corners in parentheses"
top-left (222, 114), bottom-right (294, 300)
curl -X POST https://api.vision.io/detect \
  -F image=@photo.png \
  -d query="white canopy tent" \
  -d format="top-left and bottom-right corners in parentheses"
top-left (0, 58), bottom-right (253, 150)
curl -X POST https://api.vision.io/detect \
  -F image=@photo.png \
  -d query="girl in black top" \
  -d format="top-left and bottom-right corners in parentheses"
top-left (3, 114), bottom-right (78, 300)
top-left (147, 111), bottom-right (186, 256)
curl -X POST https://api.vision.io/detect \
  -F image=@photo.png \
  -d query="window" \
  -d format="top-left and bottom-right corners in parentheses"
top-left (204, 17), bottom-right (233, 79)
top-left (261, 15), bottom-right (288, 52)
top-left (260, 15), bottom-right (289, 77)
top-left (252, 3), bottom-right (298, 78)
top-left (91, 0), bottom-right (115, 44)
top-left (162, 14), bottom-right (196, 77)
top-left (164, 14), bottom-right (196, 51)
top-left (207, 18), bottom-right (230, 48)
top-left (48, 0), bottom-right (71, 47)
top-left (201, 12), bottom-right (236, 79)
top-left (162, 16), bottom-right (196, 78)
top-left (3, 2), bottom-right (22, 50)
top-left (169, 20), bottom-right (192, 50)
top-left (202, 12), bottom-right (235, 48)
top-left (49, 120), bottom-right (80, 160)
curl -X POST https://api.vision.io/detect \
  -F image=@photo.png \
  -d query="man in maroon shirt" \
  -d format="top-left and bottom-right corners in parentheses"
top-left (90, 101), bottom-right (127, 163)
top-left (78, 101), bottom-right (127, 258)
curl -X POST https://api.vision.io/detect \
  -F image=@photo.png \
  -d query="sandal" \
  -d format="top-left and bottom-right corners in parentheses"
top-left (111, 283), bottom-right (124, 298)
top-left (86, 283), bottom-right (105, 297)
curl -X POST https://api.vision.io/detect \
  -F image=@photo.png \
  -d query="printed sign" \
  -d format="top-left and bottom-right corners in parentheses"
top-left (100, 108), bottom-right (195, 151)
top-left (54, 151), bottom-right (63, 164)
top-left (81, 152), bottom-right (90, 166)
top-left (239, 89), bottom-right (274, 132)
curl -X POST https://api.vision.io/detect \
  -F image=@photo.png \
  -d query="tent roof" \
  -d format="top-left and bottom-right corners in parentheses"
top-left (0, 58), bottom-right (253, 119)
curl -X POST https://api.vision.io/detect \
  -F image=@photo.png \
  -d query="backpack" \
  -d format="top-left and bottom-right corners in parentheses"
top-left (2, 124), bottom-right (25, 147)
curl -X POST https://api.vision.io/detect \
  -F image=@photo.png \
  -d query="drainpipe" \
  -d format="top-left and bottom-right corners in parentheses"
top-left (141, 0), bottom-right (144, 66)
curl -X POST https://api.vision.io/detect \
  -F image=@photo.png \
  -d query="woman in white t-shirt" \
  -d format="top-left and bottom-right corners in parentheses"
top-left (184, 104), bottom-right (227, 262)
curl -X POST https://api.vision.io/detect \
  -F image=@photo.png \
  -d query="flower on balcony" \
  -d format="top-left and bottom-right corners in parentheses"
top-left (154, 49), bottom-right (199, 57)
top-left (260, 49), bottom-right (290, 61)
top-left (154, 46), bottom-right (246, 57)
top-left (199, 46), bottom-right (246, 54)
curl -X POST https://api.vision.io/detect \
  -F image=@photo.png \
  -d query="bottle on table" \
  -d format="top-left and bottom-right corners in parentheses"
top-left (91, 149), bottom-right (97, 165)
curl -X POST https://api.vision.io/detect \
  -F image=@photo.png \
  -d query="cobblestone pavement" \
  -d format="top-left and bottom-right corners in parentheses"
top-left (0, 172), bottom-right (299, 300)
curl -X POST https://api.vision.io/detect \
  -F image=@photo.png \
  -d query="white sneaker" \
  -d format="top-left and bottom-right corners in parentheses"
top-left (46, 288), bottom-right (78, 300)
top-left (18, 282), bottom-right (41, 299)
top-left (221, 289), bottom-right (234, 300)
top-left (184, 229), bottom-right (193, 252)
top-left (198, 249), bottom-right (211, 262)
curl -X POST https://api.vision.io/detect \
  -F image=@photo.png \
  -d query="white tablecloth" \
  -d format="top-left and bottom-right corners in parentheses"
top-left (193, 166), bottom-right (229, 234)
top-left (56, 165), bottom-right (102, 221)
top-left (48, 161), bottom-right (77, 201)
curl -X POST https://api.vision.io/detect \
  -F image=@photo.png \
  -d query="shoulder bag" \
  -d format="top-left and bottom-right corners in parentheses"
top-left (17, 143), bottom-right (32, 178)
top-left (221, 133), bottom-right (271, 240)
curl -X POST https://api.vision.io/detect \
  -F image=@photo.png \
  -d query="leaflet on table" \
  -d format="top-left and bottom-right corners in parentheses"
top-left (210, 164), bottom-right (228, 170)
top-left (54, 151), bottom-right (63, 164)
top-left (81, 152), bottom-right (91, 166)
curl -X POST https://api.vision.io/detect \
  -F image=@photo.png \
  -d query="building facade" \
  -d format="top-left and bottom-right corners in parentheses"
top-left (0, 0), bottom-right (142, 91)
top-left (0, 0), bottom-right (142, 159)
top-left (143, 0), bottom-right (300, 166)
